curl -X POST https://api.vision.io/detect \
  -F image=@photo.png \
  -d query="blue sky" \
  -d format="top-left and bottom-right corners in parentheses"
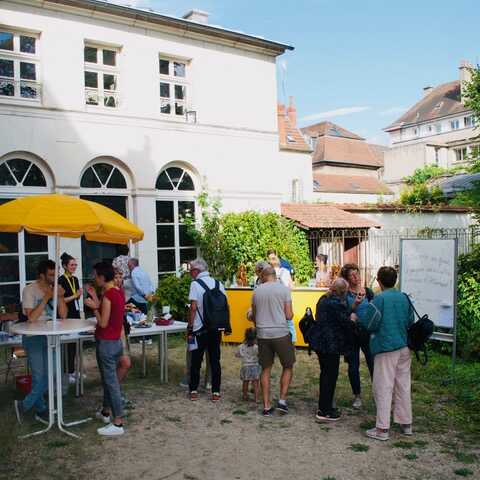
top-left (120, 0), bottom-right (479, 144)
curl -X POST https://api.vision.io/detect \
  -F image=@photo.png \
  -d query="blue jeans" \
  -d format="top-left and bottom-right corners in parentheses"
top-left (22, 335), bottom-right (51, 413)
top-left (345, 337), bottom-right (374, 396)
top-left (96, 339), bottom-right (124, 419)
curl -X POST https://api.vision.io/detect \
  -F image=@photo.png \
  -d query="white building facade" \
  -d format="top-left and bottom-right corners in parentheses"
top-left (0, 0), bottom-right (312, 308)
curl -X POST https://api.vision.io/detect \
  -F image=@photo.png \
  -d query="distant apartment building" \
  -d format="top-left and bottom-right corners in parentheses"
top-left (383, 61), bottom-right (478, 193)
top-left (301, 121), bottom-right (393, 203)
top-left (0, 0), bottom-right (312, 308)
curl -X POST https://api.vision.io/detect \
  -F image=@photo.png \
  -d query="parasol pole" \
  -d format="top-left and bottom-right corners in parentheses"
top-left (52, 233), bottom-right (60, 324)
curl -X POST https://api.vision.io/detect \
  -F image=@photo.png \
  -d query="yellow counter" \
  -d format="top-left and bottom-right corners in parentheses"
top-left (225, 287), bottom-right (327, 347)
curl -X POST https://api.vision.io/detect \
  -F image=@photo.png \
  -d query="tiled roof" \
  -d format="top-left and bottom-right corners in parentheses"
top-left (281, 203), bottom-right (380, 229)
top-left (312, 136), bottom-right (384, 168)
top-left (301, 121), bottom-right (363, 140)
top-left (313, 173), bottom-right (392, 194)
top-left (384, 81), bottom-right (470, 131)
top-left (278, 102), bottom-right (311, 152)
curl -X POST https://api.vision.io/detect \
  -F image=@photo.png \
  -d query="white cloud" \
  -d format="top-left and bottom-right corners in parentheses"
top-left (300, 106), bottom-right (371, 122)
top-left (379, 106), bottom-right (407, 116)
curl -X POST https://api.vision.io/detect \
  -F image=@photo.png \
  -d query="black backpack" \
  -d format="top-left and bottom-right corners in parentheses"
top-left (195, 278), bottom-right (231, 332)
top-left (404, 294), bottom-right (434, 366)
top-left (299, 307), bottom-right (315, 354)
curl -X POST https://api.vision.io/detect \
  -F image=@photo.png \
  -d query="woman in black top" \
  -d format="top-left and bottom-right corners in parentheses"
top-left (58, 252), bottom-right (83, 379)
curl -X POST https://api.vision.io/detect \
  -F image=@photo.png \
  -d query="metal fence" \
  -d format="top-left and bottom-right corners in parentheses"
top-left (309, 226), bottom-right (480, 285)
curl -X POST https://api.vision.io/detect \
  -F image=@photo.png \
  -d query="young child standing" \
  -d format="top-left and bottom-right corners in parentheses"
top-left (236, 327), bottom-right (261, 402)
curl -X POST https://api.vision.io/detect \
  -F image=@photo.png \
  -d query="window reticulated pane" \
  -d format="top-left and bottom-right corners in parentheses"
top-left (25, 254), bottom-right (48, 282)
top-left (7, 159), bottom-right (30, 183)
top-left (0, 284), bottom-right (20, 312)
top-left (160, 100), bottom-right (171, 114)
top-left (0, 78), bottom-right (14, 96)
top-left (159, 59), bottom-right (169, 75)
top-left (178, 201), bottom-right (195, 219)
top-left (179, 225), bottom-right (195, 247)
top-left (20, 62), bottom-right (36, 81)
top-left (23, 164), bottom-right (47, 186)
top-left (80, 167), bottom-right (101, 188)
top-left (157, 249), bottom-right (175, 272)
top-left (103, 49), bottom-right (116, 66)
top-left (178, 173), bottom-right (194, 191)
top-left (166, 167), bottom-right (183, 188)
top-left (180, 248), bottom-right (197, 265)
top-left (175, 103), bottom-right (185, 116)
top-left (107, 168), bottom-right (127, 188)
top-left (156, 201), bottom-right (174, 223)
top-left (0, 59), bottom-right (14, 78)
top-left (174, 62), bottom-right (186, 77)
top-left (84, 46), bottom-right (97, 63)
top-left (0, 232), bottom-right (19, 253)
top-left (103, 74), bottom-right (116, 91)
top-left (174, 85), bottom-right (185, 100)
top-left (155, 171), bottom-right (173, 190)
top-left (94, 163), bottom-right (113, 185)
top-left (160, 82), bottom-right (170, 98)
top-left (0, 163), bottom-right (16, 185)
top-left (0, 32), bottom-right (14, 51)
top-left (0, 255), bottom-right (19, 282)
top-left (20, 36), bottom-right (36, 54)
top-left (85, 71), bottom-right (98, 88)
top-left (156, 225), bottom-right (175, 247)
top-left (25, 232), bottom-right (48, 252)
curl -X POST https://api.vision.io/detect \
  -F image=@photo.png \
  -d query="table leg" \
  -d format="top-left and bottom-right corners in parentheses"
top-left (142, 337), bottom-right (146, 377)
top-left (79, 338), bottom-right (85, 397)
top-left (163, 333), bottom-right (169, 383)
top-left (75, 340), bottom-right (80, 398)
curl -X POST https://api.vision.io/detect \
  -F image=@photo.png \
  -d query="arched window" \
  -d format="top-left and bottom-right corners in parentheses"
top-left (0, 156), bottom-right (50, 311)
top-left (0, 158), bottom-right (47, 187)
top-left (155, 166), bottom-right (196, 277)
top-left (81, 162), bottom-right (127, 189)
top-left (155, 166), bottom-right (194, 191)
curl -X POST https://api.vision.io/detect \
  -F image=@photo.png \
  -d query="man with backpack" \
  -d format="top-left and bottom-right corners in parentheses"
top-left (187, 258), bottom-right (230, 402)
top-left (355, 266), bottom-right (414, 441)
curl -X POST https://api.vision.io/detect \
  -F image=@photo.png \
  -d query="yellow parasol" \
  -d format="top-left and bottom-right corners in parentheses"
top-left (0, 194), bottom-right (144, 321)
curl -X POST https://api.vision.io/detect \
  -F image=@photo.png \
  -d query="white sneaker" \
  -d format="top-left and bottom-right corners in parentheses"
top-left (96, 409), bottom-right (111, 424)
top-left (352, 397), bottom-right (362, 409)
top-left (97, 423), bottom-right (124, 436)
top-left (68, 374), bottom-right (77, 385)
top-left (366, 427), bottom-right (389, 441)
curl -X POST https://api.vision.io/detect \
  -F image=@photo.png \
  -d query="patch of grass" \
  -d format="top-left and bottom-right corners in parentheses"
top-left (322, 477), bottom-right (337, 480)
top-left (349, 443), bottom-right (369, 452)
top-left (232, 409), bottom-right (247, 415)
top-left (318, 424), bottom-right (331, 432)
top-left (414, 440), bottom-right (428, 448)
top-left (455, 451), bottom-right (478, 464)
top-left (392, 441), bottom-right (415, 449)
top-left (220, 419), bottom-right (232, 424)
top-left (454, 468), bottom-right (474, 477)
top-left (405, 453), bottom-right (418, 461)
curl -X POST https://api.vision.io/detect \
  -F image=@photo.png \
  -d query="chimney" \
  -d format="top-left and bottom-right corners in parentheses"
top-left (182, 9), bottom-right (209, 24)
top-left (459, 59), bottom-right (473, 104)
top-left (423, 86), bottom-right (434, 96)
top-left (287, 96), bottom-right (297, 127)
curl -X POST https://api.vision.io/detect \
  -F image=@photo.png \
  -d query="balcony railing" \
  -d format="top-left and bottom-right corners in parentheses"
top-left (0, 78), bottom-right (41, 101)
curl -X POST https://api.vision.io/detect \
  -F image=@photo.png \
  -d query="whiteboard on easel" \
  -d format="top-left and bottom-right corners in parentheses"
top-left (400, 239), bottom-right (457, 329)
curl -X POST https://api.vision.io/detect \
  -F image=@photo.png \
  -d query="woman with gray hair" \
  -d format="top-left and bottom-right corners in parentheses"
top-left (310, 278), bottom-right (355, 421)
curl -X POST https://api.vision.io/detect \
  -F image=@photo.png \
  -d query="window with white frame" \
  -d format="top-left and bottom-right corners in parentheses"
top-left (84, 44), bottom-right (119, 108)
top-left (464, 115), bottom-right (475, 128)
top-left (0, 157), bottom-right (50, 310)
top-left (434, 147), bottom-right (440, 165)
top-left (450, 119), bottom-right (460, 130)
top-left (454, 147), bottom-right (468, 163)
top-left (434, 123), bottom-right (442, 134)
top-left (155, 167), bottom-right (196, 277)
top-left (159, 57), bottom-right (188, 117)
top-left (0, 29), bottom-right (40, 101)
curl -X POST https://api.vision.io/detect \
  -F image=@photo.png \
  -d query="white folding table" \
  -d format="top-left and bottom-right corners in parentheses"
top-left (11, 318), bottom-right (96, 439)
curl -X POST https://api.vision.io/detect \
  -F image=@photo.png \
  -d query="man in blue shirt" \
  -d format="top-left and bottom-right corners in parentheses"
top-left (127, 258), bottom-right (154, 314)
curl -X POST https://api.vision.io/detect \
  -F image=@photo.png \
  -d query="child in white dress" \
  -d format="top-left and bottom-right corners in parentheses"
top-left (236, 327), bottom-right (261, 402)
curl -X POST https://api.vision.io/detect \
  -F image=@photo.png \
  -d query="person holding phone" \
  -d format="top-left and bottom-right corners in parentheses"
top-left (58, 252), bottom-right (83, 384)
top-left (340, 263), bottom-right (375, 409)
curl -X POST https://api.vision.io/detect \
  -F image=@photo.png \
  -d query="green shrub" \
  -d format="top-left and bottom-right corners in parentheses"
top-left (186, 193), bottom-right (313, 284)
top-left (398, 184), bottom-right (446, 206)
top-left (403, 165), bottom-right (451, 185)
top-left (154, 273), bottom-right (191, 320)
